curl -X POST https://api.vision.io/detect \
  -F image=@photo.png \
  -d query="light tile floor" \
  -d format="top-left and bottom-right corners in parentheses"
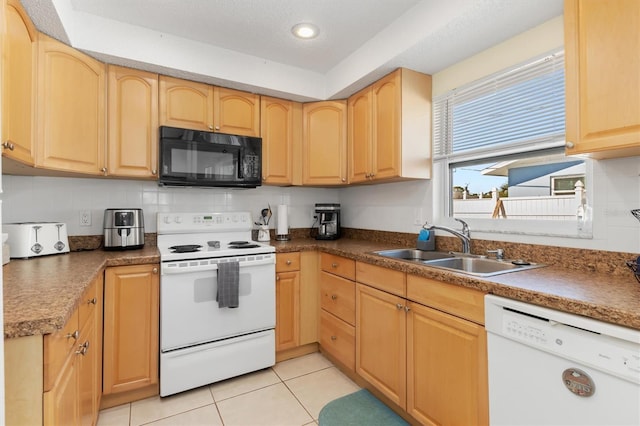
top-left (97, 352), bottom-right (360, 426)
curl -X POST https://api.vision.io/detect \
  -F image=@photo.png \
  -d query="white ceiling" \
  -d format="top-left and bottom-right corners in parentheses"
top-left (20, 0), bottom-right (563, 101)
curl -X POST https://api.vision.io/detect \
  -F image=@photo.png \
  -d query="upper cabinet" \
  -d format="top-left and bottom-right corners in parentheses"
top-left (214, 86), bottom-right (260, 136)
top-left (348, 68), bottom-right (432, 184)
top-left (564, 0), bottom-right (640, 159)
top-left (302, 100), bottom-right (348, 185)
top-left (159, 76), bottom-right (260, 136)
top-left (260, 96), bottom-right (302, 185)
top-left (2, 0), bottom-right (37, 165)
top-left (36, 34), bottom-right (106, 175)
top-left (107, 65), bottom-right (159, 178)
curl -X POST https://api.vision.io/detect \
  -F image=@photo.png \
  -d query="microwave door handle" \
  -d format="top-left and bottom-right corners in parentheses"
top-left (237, 148), bottom-right (244, 179)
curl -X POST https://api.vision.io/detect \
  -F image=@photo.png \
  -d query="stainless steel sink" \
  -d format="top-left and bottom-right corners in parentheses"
top-left (373, 249), bottom-right (455, 262)
top-left (372, 249), bottom-right (545, 277)
top-left (424, 256), bottom-right (545, 277)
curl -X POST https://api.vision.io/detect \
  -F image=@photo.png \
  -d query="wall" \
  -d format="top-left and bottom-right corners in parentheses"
top-left (1, 175), bottom-right (338, 236)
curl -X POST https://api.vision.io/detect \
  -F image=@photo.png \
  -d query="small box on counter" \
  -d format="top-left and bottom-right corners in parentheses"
top-left (417, 229), bottom-right (435, 251)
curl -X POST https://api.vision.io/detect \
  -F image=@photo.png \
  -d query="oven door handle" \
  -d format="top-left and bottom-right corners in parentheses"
top-left (161, 256), bottom-right (275, 274)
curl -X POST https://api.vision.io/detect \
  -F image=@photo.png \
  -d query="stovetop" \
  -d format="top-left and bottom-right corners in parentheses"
top-left (157, 212), bottom-right (275, 261)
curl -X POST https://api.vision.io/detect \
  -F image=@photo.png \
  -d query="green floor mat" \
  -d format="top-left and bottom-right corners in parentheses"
top-left (318, 389), bottom-right (409, 426)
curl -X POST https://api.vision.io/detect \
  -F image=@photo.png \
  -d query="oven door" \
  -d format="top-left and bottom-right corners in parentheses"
top-left (160, 254), bottom-right (275, 352)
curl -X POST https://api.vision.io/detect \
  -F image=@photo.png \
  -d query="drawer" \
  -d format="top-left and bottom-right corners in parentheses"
top-left (356, 261), bottom-right (406, 297)
top-left (78, 277), bottom-right (99, 329)
top-left (320, 310), bottom-right (355, 371)
top-left (320, 271), bottom-right (355, 325)
top-left (406, 274), bottom-right (485, 324)
top-left (276, 252), bottom-right (301, 272)
top-left (43, 308), bottom-right (79, 392)
top-left (320, 253), bottom-right (355, 281)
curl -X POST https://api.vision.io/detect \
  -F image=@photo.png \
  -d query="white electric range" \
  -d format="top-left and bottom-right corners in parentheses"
top-left (157, 211), bottom-right (276, 397)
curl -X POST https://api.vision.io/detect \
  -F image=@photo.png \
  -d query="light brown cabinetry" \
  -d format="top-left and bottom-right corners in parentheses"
top-left (302, 100), bottom-right (348, 185)
top-left (159, 76), bottom-right (260, 136)
top-left (319, 253), bottom-right (356, 370)
top-left (275, 252), bottom-right (301, 351)
top-left (36, 34), bottom-right (106, 175)
top-left (2, 0), bottom-right (37, 165)
top-left (564, 0), bottom-right (640, 159)
top-left (102, 264), bottom-right (159, 407)
top-left (348, 68), bottom-right (432, 184)
top-left (260, 96), bottom-right (302, 185)
top-left (107, 65), bottom-right (159, 178)
top-left (43, 274), bottom-right (103, 426)
top-left (406, 275), bottom-right (488, 426)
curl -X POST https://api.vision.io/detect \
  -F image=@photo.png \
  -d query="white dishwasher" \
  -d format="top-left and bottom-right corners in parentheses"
top-left (485, 295), bottom-right (640, 426)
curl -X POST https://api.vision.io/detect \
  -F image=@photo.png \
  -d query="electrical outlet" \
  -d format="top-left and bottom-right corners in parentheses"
top-left (79, 210), bottom-right (91, 227)
top-left (413, 208), bottom-right (423, 226)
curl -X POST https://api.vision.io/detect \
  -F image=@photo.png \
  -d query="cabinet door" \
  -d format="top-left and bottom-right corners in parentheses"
top-left (159, 75), bottom-right (214, 131)
top-left (214, 86), bottom-right (260, 136)
top-left (261, 96), bottom-right (294, 185)
top-left (565, 0), bottom-right (640, 158)
top-left (347, 87), bottom-right (372, 183)
top-left (44, 352), bottom-right (79, 426)
top-left (356, 283), bottom-right (406, 408)
top-left (78, 317), bottom-right (97, 426)
top-left (372, 70), bottom-right (401, 180)
top-left (2, 0), bottom-right (37, 165)
top-left (36, 34), bottom-right (106, 175)
top-left (103, 264), bottom-right (159, 394)
top-left (107, 65), bottom-right (159, 178)
top-left (302, 101), bottom-right (348, 185)
top-left (275, 270), bottom-right (300, 351)
top-left (407, 301), bottom-right (489, 426)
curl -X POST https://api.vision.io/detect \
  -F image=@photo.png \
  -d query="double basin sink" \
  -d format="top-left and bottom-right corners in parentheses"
top-left (373, 249), bottom-right (545, 277)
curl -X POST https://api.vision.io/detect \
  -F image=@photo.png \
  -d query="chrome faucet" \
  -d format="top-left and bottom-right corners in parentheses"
top-left (424, 219), bottom-right (471, 253)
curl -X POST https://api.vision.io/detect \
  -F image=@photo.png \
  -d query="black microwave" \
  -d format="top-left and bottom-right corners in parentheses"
top-left (159, 126), bottom-right (262, 188)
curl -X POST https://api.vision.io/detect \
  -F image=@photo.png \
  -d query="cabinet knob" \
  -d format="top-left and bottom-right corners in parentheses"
top-left (286, 260), bottom-right (292, 265)
top-left (396, 303), bottom-right (404, 310)
top-left (215, 126), bottom-right (220, 131)
top-left (370, 173), bottom-right (375, 178)
top-left (330, 335), bottom-right (337, 341)
top-left (208, 125), bottom-right (214, 130)
top-left (276, 275), bottom-right (280, 281)
top-left (331, 263), bottom-right (338, 268)
top-left (565, 141), bottom-right (575, 149)
top-left (76, 341), bottom-right (89, 356)
top-left (101, 167), bottom-right (107, 175)
top-left (152, 267), bottom-right (158, 274)
top-left (341, 178), bottom-right (346, 182)
top-left (404, 305), bottom-right (411, 312)
top-left (152, 169), bottom-right (157, 175)
top-left (66, 330), bottom-right (80, 340)
top-left (331, 294), bottom-right (337, 300)
top-left (87, 297), bottom-right (97, 305)
top-left (2, 141), bottom-right (15, 151)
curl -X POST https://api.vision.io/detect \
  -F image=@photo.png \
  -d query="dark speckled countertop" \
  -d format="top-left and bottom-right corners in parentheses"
top-left (3, 237), bottom-right (639, 339)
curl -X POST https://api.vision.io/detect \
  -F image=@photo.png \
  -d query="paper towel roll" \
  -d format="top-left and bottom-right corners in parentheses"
top-left (277, 204), bottom-right (289, 236)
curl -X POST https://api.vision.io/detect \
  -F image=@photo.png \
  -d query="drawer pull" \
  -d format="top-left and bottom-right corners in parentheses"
top-left (66, 330), bottom-right (80, 340)
top-left (331, 335), bottom-right (337, 341)
top-left (87, 297), bottom-right (97, 305)
top-left (331, 263), bottom-right (338, 268)
top-left (286, 260), bottom-right (292, 265)
top-left (331, 294), bottom-right (338, 300)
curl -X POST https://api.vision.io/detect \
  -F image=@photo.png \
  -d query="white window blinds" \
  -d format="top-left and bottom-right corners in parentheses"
top-left (433, 50), bottom-right (565, 161)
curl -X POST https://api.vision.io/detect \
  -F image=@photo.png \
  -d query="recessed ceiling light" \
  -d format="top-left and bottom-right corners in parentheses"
top-left (291, 23), bottom-right (319, 39)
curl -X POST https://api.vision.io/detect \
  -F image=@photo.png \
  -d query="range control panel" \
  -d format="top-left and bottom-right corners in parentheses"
top-left (157, 212), bottom-right (252, 234)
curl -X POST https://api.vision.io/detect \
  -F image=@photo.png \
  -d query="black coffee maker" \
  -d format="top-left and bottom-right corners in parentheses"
top-left (315, 203), bottom-right (341, 240)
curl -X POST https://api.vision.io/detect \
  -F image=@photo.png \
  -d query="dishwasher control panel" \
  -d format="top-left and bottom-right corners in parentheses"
top-left (486, 295), bottom-right (640, 384)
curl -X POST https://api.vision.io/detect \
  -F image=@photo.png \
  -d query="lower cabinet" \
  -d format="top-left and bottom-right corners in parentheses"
top-left (353, 261), bottom-right (489, 425)
top-left (43, 274), bottom-right (103, 426)
top-left (102, 264), bottom-right (159, 406)
top-left (275, 251), bottom-right (320, 359)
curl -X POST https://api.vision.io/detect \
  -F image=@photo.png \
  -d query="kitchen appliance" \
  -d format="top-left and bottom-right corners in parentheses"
top-left (157, 211), bottom-right (276, 396)
top-left (485, 295), bottom-right (640, 425)
top-left (103, 209), bottom-right (145, 250)
top-left (315, 203), bottom-right (340, 240)
top-left (159, 126), bottom-right (262, 188)
top-left (3, 222), bottom-right (69, 258)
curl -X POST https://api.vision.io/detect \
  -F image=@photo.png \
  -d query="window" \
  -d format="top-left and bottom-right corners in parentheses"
top-left (433, 50), bottom-right (592, 235)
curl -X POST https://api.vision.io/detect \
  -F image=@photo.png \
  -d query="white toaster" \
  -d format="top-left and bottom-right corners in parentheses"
top-left (3, 222), bottom-right (70, 258)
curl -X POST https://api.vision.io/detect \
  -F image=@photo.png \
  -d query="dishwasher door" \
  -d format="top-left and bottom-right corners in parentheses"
top-left (485, 295), bottom-right (640, 426)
